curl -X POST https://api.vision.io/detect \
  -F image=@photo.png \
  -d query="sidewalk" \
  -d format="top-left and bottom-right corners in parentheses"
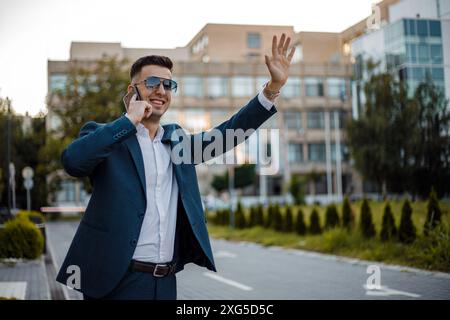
top-left (0, 257), bottom-right (51, 300)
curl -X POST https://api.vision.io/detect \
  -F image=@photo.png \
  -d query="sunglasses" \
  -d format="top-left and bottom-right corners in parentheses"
top-left (137, 76), bottom-right (178, 93)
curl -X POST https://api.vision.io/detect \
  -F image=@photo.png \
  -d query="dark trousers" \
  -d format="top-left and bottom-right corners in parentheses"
top-left (83, 268), bottom-right (177, 300)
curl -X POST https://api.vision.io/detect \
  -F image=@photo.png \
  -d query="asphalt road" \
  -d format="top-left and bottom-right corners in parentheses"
top-left (46, 221), bottom-right (450, 300)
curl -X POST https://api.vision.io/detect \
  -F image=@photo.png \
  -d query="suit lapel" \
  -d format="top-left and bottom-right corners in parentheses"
top-left (162, 124), bottom-right (184, 189)
top-left (123, 124), bottom-right (181, 199)
top-left (124, 136), bottom-right (146, 196)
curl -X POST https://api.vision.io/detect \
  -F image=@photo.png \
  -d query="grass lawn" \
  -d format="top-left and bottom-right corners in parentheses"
top-left (207, 200), bottom-right (450, 273)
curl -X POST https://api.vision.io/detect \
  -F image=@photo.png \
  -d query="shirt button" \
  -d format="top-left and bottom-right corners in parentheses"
top-left (130, 239), bottom-right (137, 246)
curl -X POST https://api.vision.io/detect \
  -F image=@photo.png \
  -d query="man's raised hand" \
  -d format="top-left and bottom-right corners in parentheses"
top-left (264, 33), bottom-right (296, 91)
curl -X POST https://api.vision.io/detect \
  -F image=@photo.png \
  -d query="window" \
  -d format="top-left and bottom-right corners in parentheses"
top-left (232, 76), bottom-right (254, 97)
top-left (284, 111), bottom-right (302, 130)
top-left (288, 143), bottom-right (303, 164)
top-left (406, 43), bottom-right (417, 63)
top-left (57, 180), bottom-right (76, 202)
top-left (308, 143), bottom-right (326, 162)
top-left (412, 67), bottom-right (426, 82)
top-left (418, 44), bottom-right (429, 63)
top-left (404, 19), bottom-right (416, 36)
top-left (183, 76), bottom-right (203, 97)
top-left (307, 111), bottom-right (325, 129)
top-left (417, 20), bottom-right (428, 37)
top-left (327, 78), bottom-right (346, 99)
top-left (432, 68), bottom-right (444, 80)
top-left (305, 77), bottom-right (324, 97)
top-left (330, 111), bottom-right (347, 129)
top-left (283, 77), bottom-right (301, 98)
top-left (429, 20), bottom-right (441, 37)
top-left (430, 45), bottom-right (443, 64)
top-left (192, 35), bottom-right (209, 54)
top-left (207, 76), bottom-right (228, 98)
top-left (247, 32), bottom-right (261, 49)
top-left (50, 74), bottom-right (67, 92)
top-left (331, 144), bottom-right (347, 162)
top-left (184, 108), bottom-right (208, 133)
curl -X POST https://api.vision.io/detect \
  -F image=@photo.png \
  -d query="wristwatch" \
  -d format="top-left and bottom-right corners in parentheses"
top-left (263, 82), bottom-right (281, 100)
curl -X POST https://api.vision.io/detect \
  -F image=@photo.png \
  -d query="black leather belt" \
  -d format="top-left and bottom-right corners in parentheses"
top-left (130, 260), bottom-right (176, 278)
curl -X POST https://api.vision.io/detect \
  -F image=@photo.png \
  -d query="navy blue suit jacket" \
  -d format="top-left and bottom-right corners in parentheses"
top-left (56, 95), bottom-right (277, 298)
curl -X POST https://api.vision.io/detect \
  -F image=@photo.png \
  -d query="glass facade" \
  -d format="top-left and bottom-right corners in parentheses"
top-left (385, 19), bottom-right (445, 96)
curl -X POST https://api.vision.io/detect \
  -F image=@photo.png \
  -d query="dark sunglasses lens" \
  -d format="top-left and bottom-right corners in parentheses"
top-left (145, 77), bottom-right (160, 88)
top-left (145, 77), bottom-right (177, 92)
top-left (162, 79), bottom-right (177, 91)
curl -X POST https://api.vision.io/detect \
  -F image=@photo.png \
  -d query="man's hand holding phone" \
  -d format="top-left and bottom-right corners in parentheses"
top-left (126, 93), bottom-right (153, 126)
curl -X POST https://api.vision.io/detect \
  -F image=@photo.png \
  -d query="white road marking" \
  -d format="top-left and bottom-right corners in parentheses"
top-left (214, 251), bottom-right (237, 258)
top-left (364, 285), bottom-right (421, 298)
top-left (203, 272), bottom-right (253, 291)
top-left (0, 281), bottom-right (27, 300)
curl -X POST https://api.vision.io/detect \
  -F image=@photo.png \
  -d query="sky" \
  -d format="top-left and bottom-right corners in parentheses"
top-left (0, 0), bottom-right (379, 116)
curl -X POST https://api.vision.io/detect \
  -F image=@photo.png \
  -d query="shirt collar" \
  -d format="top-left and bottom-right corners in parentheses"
top-left (136, 123), bottom-right (165, 142)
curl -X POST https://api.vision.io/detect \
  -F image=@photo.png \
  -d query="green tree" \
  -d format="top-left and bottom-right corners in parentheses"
top-left (47, 56), bottom-right (130, 194)
top-left (284, 205), bottom-right (294, 232)
top-left (424, 189), bottom-right (442, 236)
top-left (295, 208), bottom-right (307, 235)
top-left (342, 196), bottom-right (355, 230)
top-left (360, 198), bottom-right (376, 238)
top-left (234, 201), bottom-right (247, 229)
top-left (347, 61), bottom-right (449, 198)
top-left (248, 206), bottom-right (257, 228)
top-left (265, 204), bottom-right (274, 228)
top-left (325, 204), bottom-right (340, 229)
top-left (309, 208), bottom-right (322, 235)
top-left (289, 175), bottom-right (305, 205)
top-left (256, 204), bottom-right (264, 226)
top-left (272, 204), bottom-right (283, 231)
top-left (380, 202), bottom-right (397, 241)
top-left (0, 98), bottom-right (48, 210)
top-left (398, 199), bottom-right (416, 244)
top-left (412, 81), bottom-right (450, 198)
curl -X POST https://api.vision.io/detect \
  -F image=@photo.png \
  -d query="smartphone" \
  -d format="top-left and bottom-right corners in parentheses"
top-left (122, 85), bottom-right (142, 111)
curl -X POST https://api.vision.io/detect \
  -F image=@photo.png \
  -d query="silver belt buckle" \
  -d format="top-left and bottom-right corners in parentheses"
top-left (153, 264), bottom-right (167, 277)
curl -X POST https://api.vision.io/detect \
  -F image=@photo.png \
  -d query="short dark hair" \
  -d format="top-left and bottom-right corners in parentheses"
top-left (130, 55), bottom-right (173, 80)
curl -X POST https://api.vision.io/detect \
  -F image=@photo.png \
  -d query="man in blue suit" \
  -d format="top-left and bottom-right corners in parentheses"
top-left (56, 34), bottom-right (296, 299)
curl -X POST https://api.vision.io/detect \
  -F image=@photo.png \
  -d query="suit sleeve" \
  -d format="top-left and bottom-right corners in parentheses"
top-left (61, 116), bottom-right (137, 177)
top-left (190, 94), bottom-right (277, 164)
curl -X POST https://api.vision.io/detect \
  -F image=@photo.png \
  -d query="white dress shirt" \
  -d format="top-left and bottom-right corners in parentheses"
top-left (128, 91), bottom-right (274, 263)
top-left (131, 123), bottom-right (179, 263)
